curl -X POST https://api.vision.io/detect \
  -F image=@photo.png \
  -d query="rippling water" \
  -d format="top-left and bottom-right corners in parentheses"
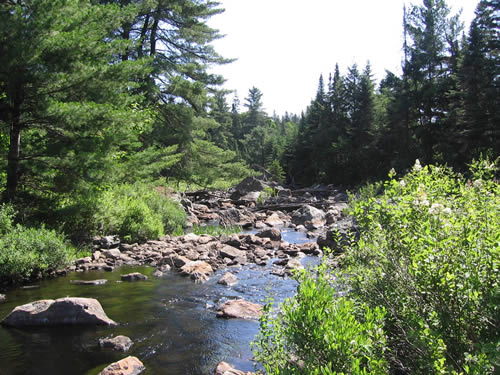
top-left (0, 230), bottom-right (315, 375)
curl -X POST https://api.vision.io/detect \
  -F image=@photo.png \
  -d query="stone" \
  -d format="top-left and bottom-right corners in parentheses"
top-left (217, 272), bottom-right (238, 287)
top-left (152, 269), bottom-right (163, 278)
top-left (180, 261), bottom-right (213, 283)
top-left (214, 361), bottom-right (255, 375)
top-left (99, 335), bottom-right (134, 352)
top-left (97, 356), bottom-right (145, 375)
top-left (256, 228), bottom-right (281, 241)
top-left (232, 177), bottom-right (268, 196)
top-left (219, 245), bottom-right (246, 260)
top-left (95, 235), bottom-right (121, 249)
top-left (285, 258), bottom-right (304, 274)
top-left (1, 297), bottom-right (117, 326)
top-left (264, 213), bottom-right (284, 227)
top-left (102, 249), bottom-right (122, 260)
top-left (121, 273), bottom-right (148, 282)
top-left (216, 299), bottom-right (263, 320)
top-left (182, 233), bottom-right (200, 242)
top-left (291, 205), bottom-right (326, 229)
top-left (75, 256), bottom-right (92, 265)
top-left (70, 279), bottom-right (108, 286)
top-left (170, 255), bottom-right (190, 268)
top-left (0, 294), bottom-right (5, 303)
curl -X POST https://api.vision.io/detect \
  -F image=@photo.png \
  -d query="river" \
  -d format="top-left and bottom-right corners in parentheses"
top-left (0, 229), bottom-right (315, 375)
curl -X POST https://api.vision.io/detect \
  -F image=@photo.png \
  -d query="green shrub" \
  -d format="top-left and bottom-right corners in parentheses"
top-left (0, 204), bottom-right (15, 235)
top-left (344, 158), bottom-right (499, 374)
top-left (95, 183), bottom-right (186, 242)
top-left (253, 263), bottom-right (388, 375)
top-left (0, 224), bottom-right (74, 282)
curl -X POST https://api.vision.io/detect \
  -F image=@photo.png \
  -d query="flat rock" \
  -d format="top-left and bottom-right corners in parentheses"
top-left (217, 272), bottom-right (238, 287)
top-left (216, 299), bottom-right (263, 320)
top-left (99, 335), bottom-right (134, 352)
top-left (1, 297), bottom-right (117, 326)
top-left (70, 279), bottom-right (108, 286)
top-left (121, 273), bottom-right (148, 282)
top-left (219, 245), bottom-right (246, 260)
top-left (97, 356), bottom-right (145, 375)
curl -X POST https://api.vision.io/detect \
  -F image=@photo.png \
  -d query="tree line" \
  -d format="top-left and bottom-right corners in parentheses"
top-left (0, 0), bottom-right (498, 238)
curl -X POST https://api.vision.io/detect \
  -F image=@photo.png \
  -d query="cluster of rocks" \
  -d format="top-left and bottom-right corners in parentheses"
top-left (69, 227), bottom-right (322, 283)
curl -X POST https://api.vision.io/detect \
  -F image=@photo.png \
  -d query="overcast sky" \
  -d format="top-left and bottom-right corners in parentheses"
top-left (208, 0), bottom-right (478, 116)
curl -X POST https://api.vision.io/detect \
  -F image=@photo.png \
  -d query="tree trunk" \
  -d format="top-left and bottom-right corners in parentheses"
top-left (5, 91), bottom-right (22, 202)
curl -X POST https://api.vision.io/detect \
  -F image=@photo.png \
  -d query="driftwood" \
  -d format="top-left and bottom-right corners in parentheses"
top-left (253, 202), bottom-right (329, 212)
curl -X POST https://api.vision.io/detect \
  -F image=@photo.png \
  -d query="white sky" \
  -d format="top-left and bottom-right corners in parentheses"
top-left (207, 0), bottom-right (478, 116)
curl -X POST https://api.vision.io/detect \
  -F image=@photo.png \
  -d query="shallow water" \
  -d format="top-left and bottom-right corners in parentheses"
top-left (0, 230), bottom-right (315, 375)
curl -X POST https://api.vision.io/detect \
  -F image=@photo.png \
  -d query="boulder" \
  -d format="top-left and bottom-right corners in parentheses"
top-left (231, 177), bottom-right (268, 198)
top-left (97, 356), bottom-right (145, 375)
top-left (256, 228), bottom-right (281, 241)
top-left (99, 335), bottom-right (134, 352)
top-left (317, 218), bottom-right (359, 252)
top-left (1, 297), bottom-right (116, 326)
top-left (95, 235), bottom-right (121, 249)
top-left (219, 245), bottom-right (246, 260)
top-left (214, 361), bottom-right (255, 375)
top-left (180, 261), bottom-right (213, 283)
top-left (291, 205), bottom-right (326, 229)
top-left (121, 273), bottom-right (148, 282)
top-left (102, 249), bottom-right (122, 260)
top-left (217, 299), bottom-right (263, 320)
top-left (217, 272), bottom-right (238, 287)
top-left (70, 279), bottom-right (108, 286)
top-left (264, 213), bottom-right (284, 226)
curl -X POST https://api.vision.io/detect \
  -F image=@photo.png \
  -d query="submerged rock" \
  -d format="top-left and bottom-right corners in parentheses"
top-left (97, 356), bottom-right (145, 375)
top-left (121, 273), bottom-right (148, 282)
top-left (99, 335), bottom-right (134, 352)
top-left (70, 279), bottom-right (108, 286)
top-left (1, 297), bottom-right (117, 326)
top-left (216, 299), bottom-right (263, 320)
top-left (217, 272), bottom-right (238, 287)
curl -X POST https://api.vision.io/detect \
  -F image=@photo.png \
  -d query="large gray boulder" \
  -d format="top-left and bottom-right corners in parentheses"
top-left (1, 297), bottom-right (117, 326)
top-left (291, 205), bottom-right (326, 229)
top-left (231, 177), bottom-right (268, 197)
top-left (97, 356), bottom-right (145, 375)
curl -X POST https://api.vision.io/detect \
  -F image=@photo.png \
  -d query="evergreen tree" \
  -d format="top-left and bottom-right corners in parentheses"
top-left (459, 0), bottom-right (500, 160)
top-left (0, 0), bottom-right (150, 206)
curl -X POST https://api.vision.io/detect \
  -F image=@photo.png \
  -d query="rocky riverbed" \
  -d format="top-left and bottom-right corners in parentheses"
top-left (0, 177), bottom-right (356, 375)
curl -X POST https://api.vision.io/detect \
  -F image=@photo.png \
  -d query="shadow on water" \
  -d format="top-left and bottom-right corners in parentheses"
top-left (0, 230), bottom-right (315, 375)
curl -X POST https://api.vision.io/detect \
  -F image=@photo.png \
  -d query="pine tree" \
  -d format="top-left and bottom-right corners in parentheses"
top-left (0, 0), bottom-right (150, 204)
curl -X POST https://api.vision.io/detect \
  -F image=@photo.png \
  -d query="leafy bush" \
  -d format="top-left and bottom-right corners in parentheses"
top-left (254, 159), bottom-right (499, 374)
top-left (0, 220), bottom-right (74, 282)
top-left (257, 186), bottom-right (278, 205)
top-left (95, 183), bottom-right (186, 242)
top-left (344, 159), bottom-right (499, 374)
top-left (253, 264), bottom-right (388, 374)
